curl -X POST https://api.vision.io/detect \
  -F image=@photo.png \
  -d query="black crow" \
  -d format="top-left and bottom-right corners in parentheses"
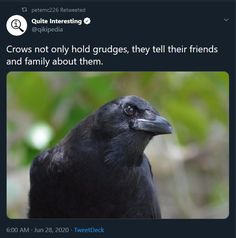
top-left (28, 95), bottom-right (172, 218)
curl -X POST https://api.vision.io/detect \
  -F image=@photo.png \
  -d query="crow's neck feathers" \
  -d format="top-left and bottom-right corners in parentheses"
top-left (104, 131), bottom-right (151, 168)
top-left (63, 115), bottom-right (152, 168)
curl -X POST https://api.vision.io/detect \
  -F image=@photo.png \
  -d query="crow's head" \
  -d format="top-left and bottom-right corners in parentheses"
top-left (95, 95), bottom-right (172, 137)
top-left (93, 96), bottom-right (172, 167)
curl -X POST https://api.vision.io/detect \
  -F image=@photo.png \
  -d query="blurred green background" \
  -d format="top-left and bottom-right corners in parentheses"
top-left (7, 72), bottom-right (229, 219)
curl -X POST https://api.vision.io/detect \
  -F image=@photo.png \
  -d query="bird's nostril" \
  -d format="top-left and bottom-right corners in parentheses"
top-left (129, 120), bottom-right (137, 129)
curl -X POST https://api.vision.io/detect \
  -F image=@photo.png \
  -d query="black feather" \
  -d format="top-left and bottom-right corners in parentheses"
top-left (28, 95), bottom-right (171, 218)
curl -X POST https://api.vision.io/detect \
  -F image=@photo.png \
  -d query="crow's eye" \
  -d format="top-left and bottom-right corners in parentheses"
top-left (124, 105), bottom-right (135, 116)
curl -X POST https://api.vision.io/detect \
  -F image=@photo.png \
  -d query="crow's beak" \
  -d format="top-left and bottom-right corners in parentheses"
top-left (132, 115), bottom-right (172, 135)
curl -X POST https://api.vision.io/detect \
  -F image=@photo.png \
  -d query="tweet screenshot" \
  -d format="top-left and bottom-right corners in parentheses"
top-left (1, 0), bottom-right (235, 237)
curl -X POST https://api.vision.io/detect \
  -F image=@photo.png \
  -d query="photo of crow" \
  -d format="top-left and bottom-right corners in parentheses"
top-left (28, 95), bottom-right (172, 218)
